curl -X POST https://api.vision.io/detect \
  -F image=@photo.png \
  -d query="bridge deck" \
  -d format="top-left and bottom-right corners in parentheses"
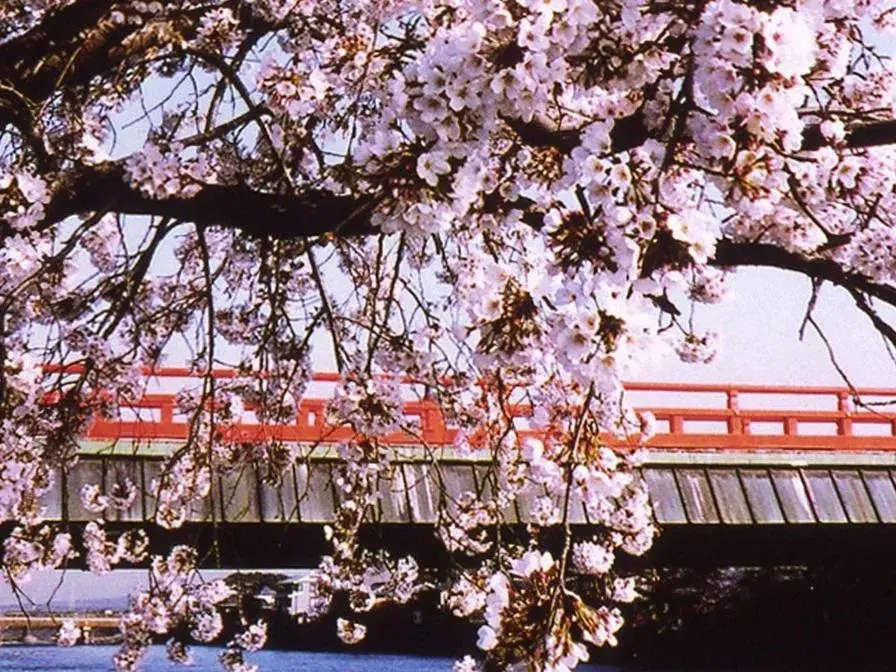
top-left (45, 446), bottom-right (896, 528)
top-left (34, 451), bottom-right (896, 569)
top-left (38, 373), bottom-right (896, 532)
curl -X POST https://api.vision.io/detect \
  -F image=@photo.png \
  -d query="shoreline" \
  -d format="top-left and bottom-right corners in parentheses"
top-left (0, 614), bottom-right (121, 646)
top-left (5, 562), bottom-right (896, 672)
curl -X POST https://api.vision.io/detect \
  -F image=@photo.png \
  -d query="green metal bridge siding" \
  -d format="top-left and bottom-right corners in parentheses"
top-left (38, 446), bottom-right (896, 527)
top-left (47, 454), bottom-right (593, 526)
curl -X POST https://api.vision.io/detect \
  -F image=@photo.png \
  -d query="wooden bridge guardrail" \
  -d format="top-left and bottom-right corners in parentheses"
top-left (41, 368), bottom-right (896, 452)
top-left (27, 370), bottom-right (896, 544)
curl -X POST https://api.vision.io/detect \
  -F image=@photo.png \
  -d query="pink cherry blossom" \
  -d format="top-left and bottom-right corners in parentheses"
top-left (3, 2), bottom-right (896, 670)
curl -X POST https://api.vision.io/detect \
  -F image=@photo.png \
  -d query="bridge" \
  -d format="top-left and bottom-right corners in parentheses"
top-left (32, 371), bottom-right (896, 569)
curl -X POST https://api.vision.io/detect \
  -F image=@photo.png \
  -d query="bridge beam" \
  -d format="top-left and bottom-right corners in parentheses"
top-left (10, 521), bottom-right (896, 571)
top-left (642, 525), bottom-right (896, 570)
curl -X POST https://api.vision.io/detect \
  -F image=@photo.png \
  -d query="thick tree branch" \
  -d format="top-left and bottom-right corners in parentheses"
top-left (0, 1), bottom-right (116, 71)
top-left (0, 1), bottom-right (270, 113)
top-left (712, 239), bottom-right (896, 309)
top-left (41, 162), bottom-right (380, 238)
top-left (511, 112), bottom-right (896, 156)
top-left (801, 119), bottom-right (896, 152)
top-left (503, 116), bottom-right (581, 153)
top-left (843, 285), bottom-right (896, 350)
top-left (0, 1), bottom-right (133, 102)
top-left (42, 160), bottom-right (896, 315)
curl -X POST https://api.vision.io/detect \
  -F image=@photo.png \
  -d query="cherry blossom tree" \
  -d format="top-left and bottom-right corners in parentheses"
top-left (3, 1), bottom-right (896, 670)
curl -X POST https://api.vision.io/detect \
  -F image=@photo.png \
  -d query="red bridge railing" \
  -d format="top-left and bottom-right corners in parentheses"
top-left (624, 382), bottom-right (896, 451)
top-left (63, 369), bottom-right (896, 451)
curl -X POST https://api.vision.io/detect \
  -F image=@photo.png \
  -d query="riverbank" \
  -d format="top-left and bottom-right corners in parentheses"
top-left (0, 614), bottom-right (121, 645)
top-left (4, 562), bottom-right (896, 672)
top-left (260, 563), bottom-right (896, 671)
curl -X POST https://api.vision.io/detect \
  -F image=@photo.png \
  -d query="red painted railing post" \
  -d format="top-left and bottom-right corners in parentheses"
top-left (669, 414), bottom-right (683, 435)
top-left (420, 403), bottom-right (447, 444)
top-left (726, 389), bottom-right (742, 434)
top-left (837, 392), bottom-right (853, 436)
top-left (784, 416), bottom-right (799, 436)
top-left (160, 399), bottom-right (173, 425)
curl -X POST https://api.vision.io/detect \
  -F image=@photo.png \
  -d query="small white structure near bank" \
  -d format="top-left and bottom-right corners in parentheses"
top-left (285, 572), bottom-right (316, 617)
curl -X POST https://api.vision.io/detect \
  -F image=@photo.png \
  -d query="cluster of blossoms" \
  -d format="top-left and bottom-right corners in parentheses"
top-left (0, 170), bottom-right (50, 231)
top-left (215, 620), bottom-right (269, 672)
top-left (114, 546), bottom-right (237, 672)
top-left (442, 569), bottom-right (490, 620)
top-left (195, 7), bottom-right (242, 53)
top-left (438, 488), bottom-right (501, 556)
top-left (4, 0), bottom-right (896, 670)
top-left (82, 523), bottom-right (149, 575)
top-left (523, 436), bottom-right (655, 553)
top-left (336, 617), bottom-right (367, 645)
top-left (0, 421), bottom-right (54, 525)
top-left (3, 525), bottom-right (75, 583)
top-left (571, 539), bottom-right (614, 577)
top-left (687, 267), bottom-right (732, 305)
top-left (124, 141), bottom-right (221, 199)
top-left (310, 549), bottom-right (428, 643)
top-left (81, 480), bottom-right (138, 514)
top-left (475, 550), bottom-right (626, 670)
top-left (151, 450), bottom-right (212, 530)
top-left (256, 59), bottom-right (330, 120)
top-left (328, 375), bottom-right (405, 438)
top-left (676, 331), bottom-right (721, 365)
top-left (57, 618), bottom-right (82, 647)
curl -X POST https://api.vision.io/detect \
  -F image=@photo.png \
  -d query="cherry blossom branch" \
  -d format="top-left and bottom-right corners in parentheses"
top-left (0, 1), bottom-right (270, 107)
top-left (0, 2), bottom-right (147, 103)
top-left (39, 162), bottom-right (896, 326)
top-left (509, 112), bottom-right (896, 156)
top-left (842, 285), bottom-right (896, 350)
top-left (801, 118), bottom-right (896, 151)
top-left (712, 239), bottom-right (896, 309)
top-left (39, 161), bottom-right (380, 238)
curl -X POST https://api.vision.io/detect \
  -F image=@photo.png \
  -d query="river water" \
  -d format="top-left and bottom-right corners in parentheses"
top-left (0, 646), bottom-right (626, 671)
